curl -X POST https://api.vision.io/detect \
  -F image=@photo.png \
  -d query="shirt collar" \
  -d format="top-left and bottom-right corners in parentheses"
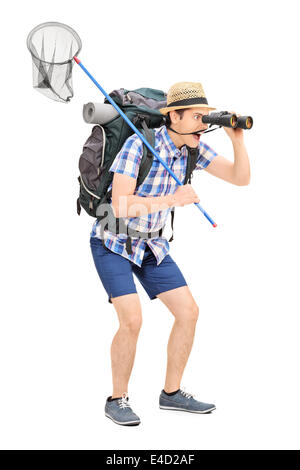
top-left (159, 125), bottom-right (182, 158)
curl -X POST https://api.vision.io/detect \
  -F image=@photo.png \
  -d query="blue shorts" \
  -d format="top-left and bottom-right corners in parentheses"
top-left (89, 237), bottom-right (188, 304)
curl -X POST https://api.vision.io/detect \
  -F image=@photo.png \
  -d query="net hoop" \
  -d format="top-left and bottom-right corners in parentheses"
top-left (26, 21), bottom-right (82, 66)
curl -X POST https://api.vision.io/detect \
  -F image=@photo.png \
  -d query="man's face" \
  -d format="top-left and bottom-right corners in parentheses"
top-left (170, 107), bottom-right (210, 148)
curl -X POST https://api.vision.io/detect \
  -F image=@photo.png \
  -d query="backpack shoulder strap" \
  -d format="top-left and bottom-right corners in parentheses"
top-left (184, 146), bottom-right (199, 184)
top-left (169, 146), bottom-right (199, 243)
top-left (136, 122), bottom-right (155, 189)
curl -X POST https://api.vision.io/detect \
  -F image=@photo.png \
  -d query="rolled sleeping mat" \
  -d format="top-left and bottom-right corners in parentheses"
top-left (83, 102), bottom-right (119, 124)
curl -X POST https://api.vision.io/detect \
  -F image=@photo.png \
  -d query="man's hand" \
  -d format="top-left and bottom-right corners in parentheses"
top-left (223, 110), bottom-right (244, 144)
top-left (171, 184), bottom-right (200, 207)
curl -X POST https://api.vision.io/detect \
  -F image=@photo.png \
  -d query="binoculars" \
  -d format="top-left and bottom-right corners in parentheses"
top-left (202, 111), bottom-right (253, 129)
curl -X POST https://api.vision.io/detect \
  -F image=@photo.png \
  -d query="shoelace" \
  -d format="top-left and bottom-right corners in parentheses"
top-left (180, 387), bottom-right (195, 399)
top-left (118, 392), bottom-right (131, 409)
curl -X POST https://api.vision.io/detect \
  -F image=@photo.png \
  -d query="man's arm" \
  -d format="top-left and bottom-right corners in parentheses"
top-left (111, 173), bottom-right (174, 218)
top-left (204, 142), bottom-right (250, 186)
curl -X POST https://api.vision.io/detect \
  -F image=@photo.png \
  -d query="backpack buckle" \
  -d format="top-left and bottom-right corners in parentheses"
top-left (89, 196), bottom-right (94, 211)
top-left (133, 114), bottom-right (150, 128)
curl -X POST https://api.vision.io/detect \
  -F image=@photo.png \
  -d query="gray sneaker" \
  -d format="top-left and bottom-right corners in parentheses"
top-left (159, 387), bottom-right (216, 414)
top-left (105, 392), bottom-right (141, 426)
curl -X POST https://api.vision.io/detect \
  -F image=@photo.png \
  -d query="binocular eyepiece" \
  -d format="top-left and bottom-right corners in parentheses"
top-left (202, 111), bottom-right (253, 130)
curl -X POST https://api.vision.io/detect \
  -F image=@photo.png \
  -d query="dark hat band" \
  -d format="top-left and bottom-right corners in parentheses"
top-left (167, 97), bottom-right (208, 107)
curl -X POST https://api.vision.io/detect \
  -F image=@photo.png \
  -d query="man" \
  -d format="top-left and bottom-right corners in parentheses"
top-left (90, 82), bottom-right (250, 426)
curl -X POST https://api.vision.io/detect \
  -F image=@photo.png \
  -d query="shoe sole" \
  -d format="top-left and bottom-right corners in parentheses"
top-left (159, 405), bottom-right (216, 414)
top-left (105, 413), bottom-right (141, 426)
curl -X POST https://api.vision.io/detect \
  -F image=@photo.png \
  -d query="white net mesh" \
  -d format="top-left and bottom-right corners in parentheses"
top-left (26, 22), bottom-right (82, 103)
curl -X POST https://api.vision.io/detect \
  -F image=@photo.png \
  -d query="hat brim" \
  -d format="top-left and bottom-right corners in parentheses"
top-left (159, 103), bottom-right (216, 115)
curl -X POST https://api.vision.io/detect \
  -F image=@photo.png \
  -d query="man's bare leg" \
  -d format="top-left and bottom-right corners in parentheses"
top-left (157, 286), bottom-right (199, 392)
top-left (110, 293), bottom-right (142, 398)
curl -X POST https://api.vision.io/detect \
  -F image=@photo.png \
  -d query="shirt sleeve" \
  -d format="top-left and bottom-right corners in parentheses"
top-left (194, 140), bottom-right (219, 170)
top-left (109, 133), bottom-right (143, 179)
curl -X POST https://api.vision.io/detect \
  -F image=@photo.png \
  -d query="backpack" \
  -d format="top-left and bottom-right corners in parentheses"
top-left (76, 87), bottom-right (199, 245)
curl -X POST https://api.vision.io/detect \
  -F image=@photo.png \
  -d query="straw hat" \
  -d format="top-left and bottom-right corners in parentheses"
top-left (159, 81), bottom-right (216, 115)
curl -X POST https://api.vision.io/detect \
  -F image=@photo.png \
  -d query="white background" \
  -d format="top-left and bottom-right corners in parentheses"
top-left (1, 0), bottom-right (299, 450)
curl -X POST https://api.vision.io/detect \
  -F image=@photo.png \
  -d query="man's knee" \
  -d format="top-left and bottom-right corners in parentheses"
top-left (121, 313), bottom-right (142, 334)
top-left (176, 302), bottom-right (199, 324)
top-left (113, 295), bottom-right (143, 334)
top-left (186, 303), bottom-right (199, 323)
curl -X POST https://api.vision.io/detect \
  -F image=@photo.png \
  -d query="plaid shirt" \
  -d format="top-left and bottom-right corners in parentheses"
top-left (90, 125), bottom-right (218, 267)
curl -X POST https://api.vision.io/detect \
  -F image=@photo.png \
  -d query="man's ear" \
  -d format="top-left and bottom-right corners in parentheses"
top-left (169, 110), bottom-right (179, 125)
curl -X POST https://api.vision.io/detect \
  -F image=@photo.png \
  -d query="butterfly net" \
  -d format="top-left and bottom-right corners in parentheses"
top-left (26, 22), bottom-right (82, 103)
